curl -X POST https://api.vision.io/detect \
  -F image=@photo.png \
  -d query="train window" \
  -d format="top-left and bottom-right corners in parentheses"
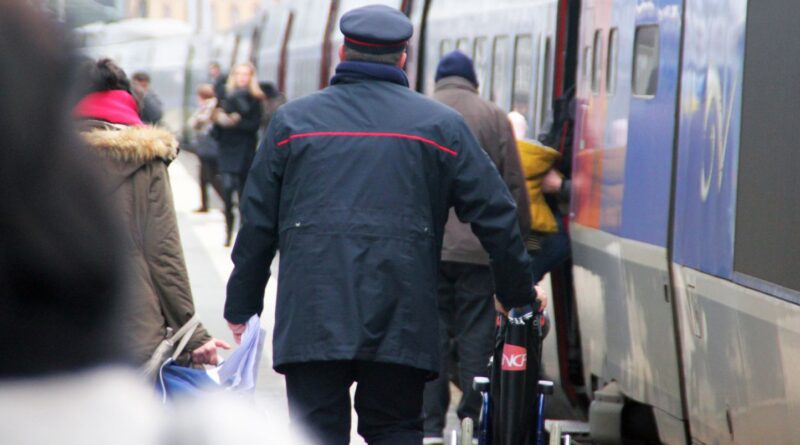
top-left (440, 39), bottom-right (454, 58)
top-left (491, 36), bottom-right (511, 111)
top-left (456, 38), bottom-right (470, 53)
top-left (582, 46), bottom-right (591, 86)
top-left (473, 37), bottom-right (489, 97)
top-left (512, 35), bottom-right (534, 122)
top-left (591, 30), bottom-right (602, 94)
top-left (607, 28), bottom-right (619, 95)
top-left (539, 37), bottom-right (552, 129)
top-left (632, 25), bottom-right (659, 97)
top-left (734, 0), bottom-right (800, 294)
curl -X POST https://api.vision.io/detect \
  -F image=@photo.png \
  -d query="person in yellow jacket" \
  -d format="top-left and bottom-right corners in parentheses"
top-left (509, 111), bottom-right (571, 283)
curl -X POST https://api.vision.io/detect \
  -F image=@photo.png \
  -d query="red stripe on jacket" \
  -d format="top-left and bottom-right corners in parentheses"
top-left (276, 131), bottom-right (458, 157)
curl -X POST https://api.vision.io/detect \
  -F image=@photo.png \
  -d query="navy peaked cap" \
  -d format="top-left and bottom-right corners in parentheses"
top-left (340, 5), bottom-right (413, 54)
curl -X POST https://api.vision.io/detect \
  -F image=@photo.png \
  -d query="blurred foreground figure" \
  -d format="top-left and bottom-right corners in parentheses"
top-left (0, 3), bottom-right (302, 444)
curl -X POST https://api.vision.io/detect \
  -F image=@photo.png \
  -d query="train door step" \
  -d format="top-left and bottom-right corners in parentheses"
top-left (545, 419), bottom-right (591, 445)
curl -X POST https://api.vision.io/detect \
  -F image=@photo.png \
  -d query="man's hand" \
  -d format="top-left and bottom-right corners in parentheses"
top-left (541, 169), bottom-right (563, 194)
top-left (228, 321), bottom-right (247, 345)
top-left (191, 338), bottom-right (231, 366)
top-left (494, 285), bottom-right (548, 316)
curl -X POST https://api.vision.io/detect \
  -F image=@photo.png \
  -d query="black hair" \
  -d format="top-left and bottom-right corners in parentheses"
top-left (0, 0), bottom-right (129, 377)
top-left (85, 57), bottom-right (132, 94)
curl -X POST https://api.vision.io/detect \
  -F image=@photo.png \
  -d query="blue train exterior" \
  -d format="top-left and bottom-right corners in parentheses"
top-left (573, 0), bottom-right (800, 443)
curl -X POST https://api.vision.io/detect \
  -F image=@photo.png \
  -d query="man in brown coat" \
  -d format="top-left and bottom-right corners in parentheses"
top-left (423, 50), bottom-right (531, 444)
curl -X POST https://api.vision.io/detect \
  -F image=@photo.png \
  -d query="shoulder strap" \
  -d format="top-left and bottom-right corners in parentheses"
top-left (169, 314), bottom-right (201, 361)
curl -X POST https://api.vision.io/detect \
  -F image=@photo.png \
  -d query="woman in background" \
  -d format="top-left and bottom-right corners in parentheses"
top-left (189, 83), bottom-right (223, 213)
top-left (214, 62), bottom-right (264, 247)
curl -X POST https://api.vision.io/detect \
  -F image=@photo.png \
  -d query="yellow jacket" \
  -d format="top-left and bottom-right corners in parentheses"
top-left (517, 139), bottom-right (561, 234)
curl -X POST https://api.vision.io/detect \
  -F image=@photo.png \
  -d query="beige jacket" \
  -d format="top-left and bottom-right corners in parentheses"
top-left (82, 123), bottom-right (210, 364)
top-left (434, 76), bottom-right (531, 265)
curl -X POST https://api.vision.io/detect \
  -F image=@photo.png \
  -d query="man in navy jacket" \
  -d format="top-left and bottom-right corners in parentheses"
top-left (225, 5), bottom-right (541, 444)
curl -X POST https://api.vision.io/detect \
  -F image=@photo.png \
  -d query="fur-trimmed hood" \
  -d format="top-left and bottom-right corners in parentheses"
top-left (81, 124), bottom-right (179, 164)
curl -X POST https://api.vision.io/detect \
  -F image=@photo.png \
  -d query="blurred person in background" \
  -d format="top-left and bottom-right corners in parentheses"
top-left (208, 61), bottom-right (227, 101)
top-left (73, 58), bottom-right (230, 368)
top-left (509, 110), bottom-right (570, 284)
top-left (422, 51), bottom-right (530, 445)
top-left (258, 80), bottom-right (286, 140)
top-left (188, 83), bottom-right (223, 213)
top-left (131, 71), bottom-right (164, 125)
top-left (213, 62), bottom-right (263, 247)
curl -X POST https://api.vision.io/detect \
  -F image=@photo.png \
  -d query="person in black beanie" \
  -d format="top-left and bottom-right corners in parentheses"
top-left (422, 50), bottom-right (532, 445)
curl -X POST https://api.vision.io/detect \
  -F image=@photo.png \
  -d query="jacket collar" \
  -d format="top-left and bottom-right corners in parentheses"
top-left (330, 61), bottom-right (409, 87)
top-left (80, 123), bottom-right (178, 163)
top-left (434, 76), bottom-right (478, 94)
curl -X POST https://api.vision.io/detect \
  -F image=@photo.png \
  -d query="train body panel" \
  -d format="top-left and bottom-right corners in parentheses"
top-left (570, 0), bottom-right (685, 432)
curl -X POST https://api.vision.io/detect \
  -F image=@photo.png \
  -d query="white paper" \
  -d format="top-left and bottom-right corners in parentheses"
top-left (208, 315), bottom-right (266, 393)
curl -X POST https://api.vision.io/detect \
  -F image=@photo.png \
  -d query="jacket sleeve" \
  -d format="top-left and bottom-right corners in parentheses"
top-left (232, 94), bottom-right (263, 133)
top-left (496, 111), bottom-right (531, 238)
top-left (224, 114), bottom-right (287, 323)
top-left (448, 118), bottom-right (535, 309)
top-left (144, 162), bottom-right (211, 352)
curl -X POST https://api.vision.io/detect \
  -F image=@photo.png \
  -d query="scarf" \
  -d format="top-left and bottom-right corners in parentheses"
top-left (73, 90), bottom-right (143, 126)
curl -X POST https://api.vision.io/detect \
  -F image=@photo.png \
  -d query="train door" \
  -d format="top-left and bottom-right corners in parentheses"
top-left (570, 0), bottom-right (688, 442)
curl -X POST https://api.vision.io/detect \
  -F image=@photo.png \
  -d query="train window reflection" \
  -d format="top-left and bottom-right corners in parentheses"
top-left (473, 37), bottom-right (489, 97)
top-left (632, 25), bottom-right (659, 97)
top-left (491, 36), bottom-right (511, 111)
top-left (607, 28), bottom-right (619, 95)
top-left (582, 45), bottom-right (591, 87)
top-left (456, 38), bottom-right (470, 53)
top-left (512, 35), bottom-right (533, 122)
top-left (591, 30), bottom-right (602, 94)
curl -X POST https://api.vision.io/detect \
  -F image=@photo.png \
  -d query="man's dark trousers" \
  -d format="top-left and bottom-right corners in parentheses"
top-left (422, 262), bottom-right (495, 440)
top-left (284, 360), bottom-right (429, 445)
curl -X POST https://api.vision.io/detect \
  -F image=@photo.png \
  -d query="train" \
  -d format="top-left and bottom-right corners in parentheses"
top-left (77, 1), bottom-right (800, 444)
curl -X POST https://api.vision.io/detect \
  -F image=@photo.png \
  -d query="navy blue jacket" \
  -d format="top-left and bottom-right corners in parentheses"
top-left (225, 61), bottom-right (533, 375)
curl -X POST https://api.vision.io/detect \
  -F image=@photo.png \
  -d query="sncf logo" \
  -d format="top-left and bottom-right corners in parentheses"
top-left (501, 344), bottom-right (527, 371)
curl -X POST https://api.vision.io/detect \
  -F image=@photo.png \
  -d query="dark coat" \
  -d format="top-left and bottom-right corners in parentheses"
top-left (224, 62), bottom-right (533, 376)
top-left (81, 123), bottom-right (211, 364)
top-left (434, 76), bottom-right (530, 265)
top-left (216, 89), bottom-right (262, 174)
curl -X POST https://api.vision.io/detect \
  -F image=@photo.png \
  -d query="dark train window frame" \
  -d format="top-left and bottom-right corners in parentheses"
top-left (539, 36), bottom-right (553, 129)
top-left (606, 27), bottom-right (619, 96)
top-left (511, 34), bottom-right (534, 125)
top-left (632, 25), bottom-right (660, 98)
top-left (473, 36), bottom-right (489, 98)
top-left (490, 35), bottom-right (511, 111)
top-left (591, 29), bottom-right (603, 95)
